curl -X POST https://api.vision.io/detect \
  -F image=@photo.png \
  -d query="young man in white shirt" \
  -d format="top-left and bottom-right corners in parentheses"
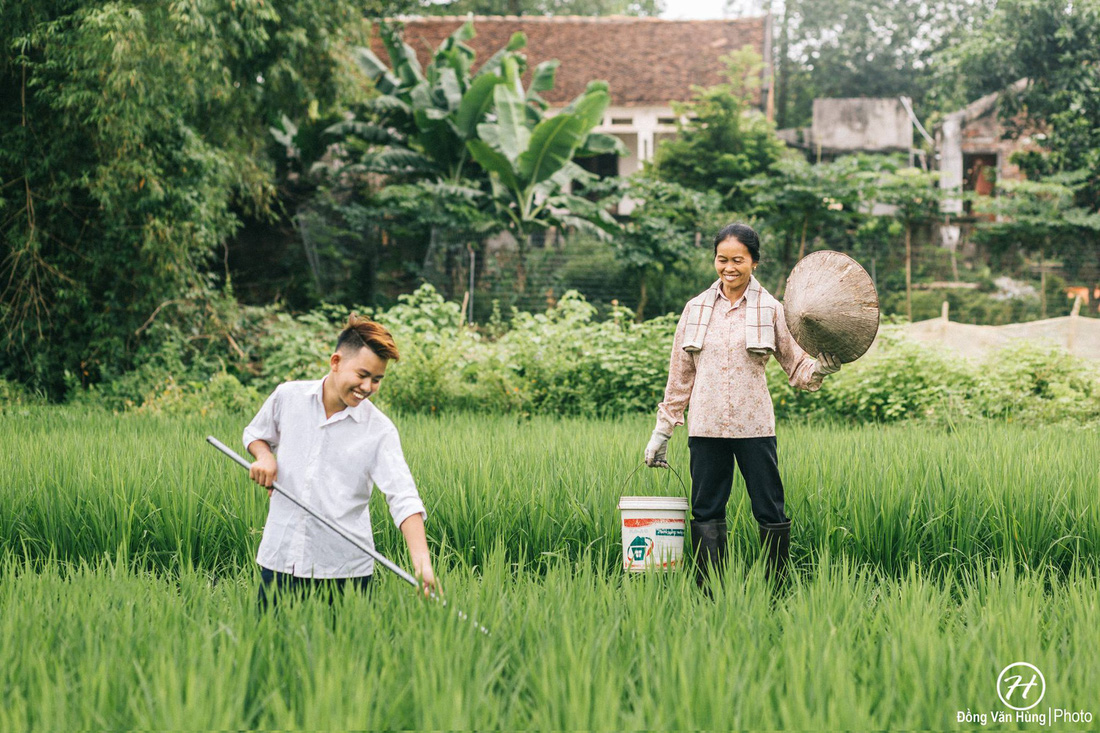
top-left (243, 315), bottom-right (435, 608)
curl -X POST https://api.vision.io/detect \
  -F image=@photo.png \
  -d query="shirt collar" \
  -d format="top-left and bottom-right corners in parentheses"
top-left (716, 285), bottom-right (747, 308)
top-left (310, 375), bottom-right (367, 424)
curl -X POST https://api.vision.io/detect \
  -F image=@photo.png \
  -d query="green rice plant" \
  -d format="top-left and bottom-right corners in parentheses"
top-left (1, 553), bottom-right (1097, 729)
top-left (0, 410), bottom-right (1096, 577)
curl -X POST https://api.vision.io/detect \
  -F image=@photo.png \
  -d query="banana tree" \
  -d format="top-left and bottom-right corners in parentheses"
top-left (329, 21), bottom-right (554, 185)
top-left (324, 22), bottom-right (558, 293)
top-left (466, 56), bottom-right (623, 292)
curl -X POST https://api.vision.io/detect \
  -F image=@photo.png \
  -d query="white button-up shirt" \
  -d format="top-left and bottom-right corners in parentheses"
top-left (242, 377), bottom-right (426, 579)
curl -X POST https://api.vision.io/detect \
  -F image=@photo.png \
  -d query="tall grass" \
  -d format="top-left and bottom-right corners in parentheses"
top-left (1, 409), bottom-right (1096, 576)
top-left (1, 409), bottom-right (1097, 728)
top-left (1, 553), bottom-right (1097, 729)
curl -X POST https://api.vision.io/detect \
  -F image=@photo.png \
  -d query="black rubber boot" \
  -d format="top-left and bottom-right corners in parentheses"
top-left (758, 520), bottom-right (791, 586)
top-left (690, 519), bottom-right (727, 589)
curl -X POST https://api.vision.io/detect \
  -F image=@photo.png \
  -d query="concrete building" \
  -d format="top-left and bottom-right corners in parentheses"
top-left (935, 79), bottom-right (1037, 216)
top-left (934, 79), bottom-right (1044, 251)
top-left (776, 97), bottom-right (917, 163)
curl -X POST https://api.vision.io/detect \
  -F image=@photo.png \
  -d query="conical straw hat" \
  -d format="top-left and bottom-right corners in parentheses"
top-left (783, 251), bottom-right (879, 363)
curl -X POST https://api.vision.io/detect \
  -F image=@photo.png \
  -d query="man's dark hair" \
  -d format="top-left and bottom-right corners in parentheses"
top-left (335, 315), bottom-right (400, 361)
top-left (713, 222), bottom-right (761, 262)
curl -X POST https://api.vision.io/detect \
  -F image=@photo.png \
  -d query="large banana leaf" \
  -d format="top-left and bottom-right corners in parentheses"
top-left (380, 25), bottom-right (424, 89)
top-left (517, 113), bottom-right (585, 185)
top-left (437, 67), bottom-right (462, 113)
top-left (455, 73), bottom-right (502, 140)
top-left (527, 60), bottom-right (559, 105)
top-left (410, 85), bottom-right (447, 120)
top-left (576, 132), bottom-right (628, 158)
top-left (491, 65), bottom-right (531, 164)
top-left (351, 47), bottom-right (401, 95)
top-left (467, 140), bottom-right (520, 193)
top-left (567, 83), bottom-right (611, 136)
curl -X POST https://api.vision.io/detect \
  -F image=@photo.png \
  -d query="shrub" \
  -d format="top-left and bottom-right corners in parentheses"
top-left (0, 378), bottom-right (43, 412)
top-left (133, 373), bottom-right (264, 417)
top-left (92, 284), bottom-right (1099, 426)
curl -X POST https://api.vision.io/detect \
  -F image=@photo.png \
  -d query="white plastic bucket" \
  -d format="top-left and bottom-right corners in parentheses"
top-left (617, 496), bottom-right (691, 572)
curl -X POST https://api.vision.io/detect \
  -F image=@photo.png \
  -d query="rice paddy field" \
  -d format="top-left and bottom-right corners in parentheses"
top-left (2, 409), bottom-right (1098, 729)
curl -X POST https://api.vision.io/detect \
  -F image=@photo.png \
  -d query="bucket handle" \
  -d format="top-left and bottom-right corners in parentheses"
top-left (618, 461), bottom-right (689, 500)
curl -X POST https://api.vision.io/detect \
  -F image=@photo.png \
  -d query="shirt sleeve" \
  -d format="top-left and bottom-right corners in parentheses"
top-left (773, 302), bottom-right (824, 392)
top-left (371, 426), bottom-right (427, 529)
top-left (243, 386), bottom-right (282, 451)
top-left (655, 306), bottom-right (698, 435)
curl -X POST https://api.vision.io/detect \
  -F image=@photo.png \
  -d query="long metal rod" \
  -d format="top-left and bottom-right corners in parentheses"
top-left (205, 435), bottom-right (489, 634)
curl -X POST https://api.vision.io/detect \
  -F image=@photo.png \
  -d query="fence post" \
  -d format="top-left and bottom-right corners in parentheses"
top-left (1068, 294), bottom-right (1082, 354)
top-left (941, 300), bottom-right (950, 341)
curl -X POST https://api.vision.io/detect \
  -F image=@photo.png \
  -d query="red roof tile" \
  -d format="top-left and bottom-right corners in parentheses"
top-left (371, 15), bottom-right (767, 107)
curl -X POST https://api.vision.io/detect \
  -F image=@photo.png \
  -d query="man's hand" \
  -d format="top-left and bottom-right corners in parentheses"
top-left (645, 430), bottom-right (671, 468)
top-left (399, 513), bottom-right (437, 597)
top-left (249, 455), bottom-right (278, 497)
top-left (247, 440), bottom-right (277, 497)
top-left (814, 352), bottom-right (842, 377)
top-left (412, 554), bottom-right (438, 597)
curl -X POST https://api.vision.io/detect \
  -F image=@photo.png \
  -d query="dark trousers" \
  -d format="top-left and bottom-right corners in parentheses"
top-left (688, 435), bottom-right (788, 526)
top-left (257, 567), bottom-right (373, 612)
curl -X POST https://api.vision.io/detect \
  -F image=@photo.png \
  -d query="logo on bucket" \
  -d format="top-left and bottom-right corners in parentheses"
top-left (619, 496), bottom-right (689, 572)
top-left (628, 535), bottom-right (653, 564)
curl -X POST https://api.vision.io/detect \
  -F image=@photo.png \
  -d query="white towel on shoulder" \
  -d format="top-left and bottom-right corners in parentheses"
top-left (682, 276), bottom-right (778, 354)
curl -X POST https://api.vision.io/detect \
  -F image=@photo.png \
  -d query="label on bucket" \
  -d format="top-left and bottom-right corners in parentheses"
top-left (620, 509), bottom-right (687, 572)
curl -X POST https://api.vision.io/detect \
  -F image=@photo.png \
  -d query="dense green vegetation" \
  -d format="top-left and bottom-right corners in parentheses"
top-left (1, 412), bottom-right (1097, 728)
top-left (4, 3), bottom-right (1099, 401)
top-left (2, 411), bottom-right (1097, 574)
top-left (17, 285), bottom-right (1093, 425)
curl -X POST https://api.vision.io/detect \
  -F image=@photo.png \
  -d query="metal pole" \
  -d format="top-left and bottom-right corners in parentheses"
top-left (467, 243), bottom-right (476, 324)
top-left (205, 436), bottom-right (489, 634)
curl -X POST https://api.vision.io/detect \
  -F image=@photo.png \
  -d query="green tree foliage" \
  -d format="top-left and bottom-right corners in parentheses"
top-left (606, 178), bottom-right (722, 319)
top-left (775, 0), bottom-right (995, 128)
top-left (416, 0), bottom-right (664, 16)
top-left (652, 47), bottom-right (785, 213)
top-left (747, 156), bottom-right (862, 296)
top-left (0, 0), bottom-right (384, 394)
top-left (864, 166), bottom-right (944, 321)
top-left (936, 0), bottom-right (1100, 210)
top-left (973, 173), bottom-right (1100, 318)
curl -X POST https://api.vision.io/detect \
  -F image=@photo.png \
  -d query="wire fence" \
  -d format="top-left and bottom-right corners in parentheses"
top-left (902, 299), bottom-right (1100, 360)
top-left (417, 229), bottom-right (1099, 329)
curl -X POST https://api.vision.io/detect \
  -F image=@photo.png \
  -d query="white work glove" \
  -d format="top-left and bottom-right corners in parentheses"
top-left (644, 430), bottom-right (671, 468)
top-left (814, 352), bottom-right (842, 377)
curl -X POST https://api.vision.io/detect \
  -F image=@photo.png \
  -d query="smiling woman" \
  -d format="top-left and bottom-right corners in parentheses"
top-left (645, 222), bottom-right (841, 588)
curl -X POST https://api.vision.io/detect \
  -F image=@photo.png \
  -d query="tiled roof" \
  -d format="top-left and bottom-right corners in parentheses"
top-left (371, 15), bottom-right (767, 107)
